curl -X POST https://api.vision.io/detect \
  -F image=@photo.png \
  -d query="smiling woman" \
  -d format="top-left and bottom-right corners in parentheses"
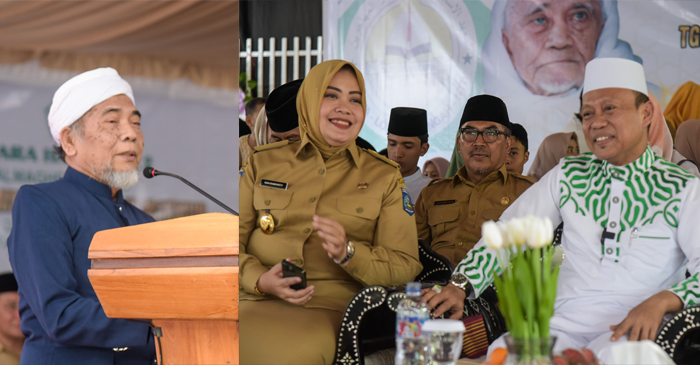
top-left (317, 67), bottom-right (365, 147)
top-left (239, 60), bottom-right (422, 364)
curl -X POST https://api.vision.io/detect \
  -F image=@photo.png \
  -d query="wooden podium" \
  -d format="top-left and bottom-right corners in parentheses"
top-left (87, 213), bottom-right (239, 365)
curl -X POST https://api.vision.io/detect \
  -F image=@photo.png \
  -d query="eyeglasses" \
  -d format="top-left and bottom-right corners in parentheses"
top-left (459, 128), bottom-right (509, 143)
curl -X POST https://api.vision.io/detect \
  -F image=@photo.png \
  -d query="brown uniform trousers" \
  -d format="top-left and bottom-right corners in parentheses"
top-left (239, 137), bottom-right (422, 364)
top-left (415, 164), bottom-right (535, 265)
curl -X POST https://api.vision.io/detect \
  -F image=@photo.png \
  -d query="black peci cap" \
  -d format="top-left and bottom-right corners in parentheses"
top-left (510, 123), bottom-right (528, 151)
top-left (459, 95), bottom-right (512, 131)
top-left (388, 107), bottom-right (428, 137)
top-left (0, 272), bottom-right (18, 294)
top-left (266, 79), bottom-right (303, 133)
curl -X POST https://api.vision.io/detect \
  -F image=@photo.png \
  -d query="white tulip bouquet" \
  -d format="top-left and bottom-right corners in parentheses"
top-left (482, 216), bottom-right (559, 361)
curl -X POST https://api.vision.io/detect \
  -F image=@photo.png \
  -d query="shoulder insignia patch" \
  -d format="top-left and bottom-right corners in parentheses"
top-left (428, 178), bottom-right (446, 186)
top-left (366, 149), bottom-right (400, 168)
top-left (253, 140), bottom-right (291, 153)
top-left (401, 188), bottom-right (414, 216)
top-left (511, 173), bottom-right (537, 184)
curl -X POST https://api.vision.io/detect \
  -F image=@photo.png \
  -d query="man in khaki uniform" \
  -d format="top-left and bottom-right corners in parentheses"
top-left (414, 95), bottom-right (535, 265)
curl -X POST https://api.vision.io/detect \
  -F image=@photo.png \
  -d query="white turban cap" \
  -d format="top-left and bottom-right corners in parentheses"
top-left (583, 58), bottom-right (648, 97)
top-left (48, 67), bottom-right (135, 146)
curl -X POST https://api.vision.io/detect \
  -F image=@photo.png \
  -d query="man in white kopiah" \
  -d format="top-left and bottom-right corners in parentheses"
top-left (481, 0), bottom-right (658, 173)
top-left (49, 67), bottom-right (142, 193)
top-left (430, 58), bottom-right (700, 361)
top-left (8, 68), bottom-right (156, 364)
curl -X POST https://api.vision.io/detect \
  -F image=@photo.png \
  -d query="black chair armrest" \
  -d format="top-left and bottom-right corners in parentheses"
top-left (334, 239), bottom-right (490, 365)
top-left (416, 238), bottom-right (454, 283)
top-left (334, 286), bottom-right (388, 365)
top-left (655, 304), bottom-right (700, 364)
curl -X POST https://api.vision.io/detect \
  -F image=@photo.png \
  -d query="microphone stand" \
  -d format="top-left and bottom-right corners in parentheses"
top-left (144, 167), bottom-right (239, 216)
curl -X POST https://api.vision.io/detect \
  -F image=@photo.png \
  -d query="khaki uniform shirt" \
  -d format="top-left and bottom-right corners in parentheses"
top-left (0, 342), bottom-right (20, 365)
top-left (415, 164), bottom-right (535, 265)
top-left (238, 135), bottom-right (254, 168)
top-left (239, 136), bottom-right (422, 312)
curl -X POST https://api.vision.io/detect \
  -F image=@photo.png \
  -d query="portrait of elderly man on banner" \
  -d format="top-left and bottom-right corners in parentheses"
top-left (482, 0), bottom-right (659, 168)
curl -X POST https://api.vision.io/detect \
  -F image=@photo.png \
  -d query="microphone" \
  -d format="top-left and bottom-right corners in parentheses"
top-left (143, 167), bottom-right (238, 216)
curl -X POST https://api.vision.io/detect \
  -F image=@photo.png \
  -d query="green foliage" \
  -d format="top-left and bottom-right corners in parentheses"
top-left (239, 73), bottom-right (258, 103)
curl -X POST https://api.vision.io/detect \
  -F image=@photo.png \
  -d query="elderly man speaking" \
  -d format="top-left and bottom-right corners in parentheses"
top-left (7, 68), bottom-right (156, 364)
top-left (432, 57), bottom-right (700, 361)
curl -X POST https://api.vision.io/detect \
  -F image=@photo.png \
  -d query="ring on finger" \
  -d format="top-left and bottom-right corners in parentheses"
top-left (432, 285), bottom-right (442, 294)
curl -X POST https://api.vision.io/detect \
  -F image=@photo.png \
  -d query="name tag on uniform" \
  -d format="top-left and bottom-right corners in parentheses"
top-left (434, 200), bottom-right (456, 206)
top-left (260, 179), bottom-right (288, 190)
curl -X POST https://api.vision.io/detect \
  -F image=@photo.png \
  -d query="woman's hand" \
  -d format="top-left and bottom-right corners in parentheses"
top-left (256, 260), bottom-right (314, 305)
top-left (313, 215), bottom-right (348, 263)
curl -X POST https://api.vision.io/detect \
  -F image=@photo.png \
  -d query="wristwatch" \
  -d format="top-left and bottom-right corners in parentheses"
top-left (450, 272), bottom-right (470, 292)
top-left (335, 241), bottom-right (355, 265)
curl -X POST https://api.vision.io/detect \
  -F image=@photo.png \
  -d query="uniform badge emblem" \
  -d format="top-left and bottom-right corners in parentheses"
top-left (501, 197), bottom-right (510, 206)
top-left (357, 182), bottom-right (369, 189)
top-left (401, 188), bottom-right (414, 216)
top-left (260, 210), bottom-right (275, 235)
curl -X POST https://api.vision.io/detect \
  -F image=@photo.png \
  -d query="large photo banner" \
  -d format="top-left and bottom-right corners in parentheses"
top-left (324, 0), bottom-right (700, 169)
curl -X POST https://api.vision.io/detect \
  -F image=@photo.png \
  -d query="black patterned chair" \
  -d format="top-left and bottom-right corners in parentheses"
top-left (333, 239), bottom-right (508, 364)
top-left (655, 304), bottom-right (700, 364)
top-left (333, 239), bottom-right (452, 365)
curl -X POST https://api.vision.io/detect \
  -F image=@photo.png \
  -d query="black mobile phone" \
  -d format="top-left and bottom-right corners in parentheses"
top-left (281, 260), bottom-right (307, 290)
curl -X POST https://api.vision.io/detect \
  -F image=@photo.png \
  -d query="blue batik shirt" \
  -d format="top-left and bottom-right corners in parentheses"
top-left (8, 166), bottom-right (156, 365)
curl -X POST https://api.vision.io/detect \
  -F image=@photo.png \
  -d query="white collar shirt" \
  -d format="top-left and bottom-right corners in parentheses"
top-left (403, 167), bottom-right (432, 204)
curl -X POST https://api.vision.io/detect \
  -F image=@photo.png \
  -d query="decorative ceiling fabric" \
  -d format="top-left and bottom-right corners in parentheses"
top-left (0, 0), bottom-right (238, 89)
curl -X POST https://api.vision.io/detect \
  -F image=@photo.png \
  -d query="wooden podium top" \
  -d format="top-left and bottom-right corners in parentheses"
top-left (89, 212), bottom-right (238, 260)
top-left (88, 213), bottom-right (239, 321)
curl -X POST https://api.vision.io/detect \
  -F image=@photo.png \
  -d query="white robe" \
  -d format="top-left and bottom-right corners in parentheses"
top-left (455, 146), bottom-right (700, 358)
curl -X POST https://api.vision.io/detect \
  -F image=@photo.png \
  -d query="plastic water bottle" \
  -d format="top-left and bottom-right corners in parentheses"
top-left (395, 282), bottom-right (429, 365)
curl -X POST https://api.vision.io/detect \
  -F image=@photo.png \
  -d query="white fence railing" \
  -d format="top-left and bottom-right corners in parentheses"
top-left (239, 36), bottom-right (324, 97)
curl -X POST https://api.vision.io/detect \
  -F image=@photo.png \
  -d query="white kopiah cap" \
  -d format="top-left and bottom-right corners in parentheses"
top-left (48, 67), bottom-right (134, 146)
top-left (582, 58), bottom-right (648, 97)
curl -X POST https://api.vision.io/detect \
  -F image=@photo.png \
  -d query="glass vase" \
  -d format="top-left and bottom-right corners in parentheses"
top-left (503, 334), bottom-right (557, 365)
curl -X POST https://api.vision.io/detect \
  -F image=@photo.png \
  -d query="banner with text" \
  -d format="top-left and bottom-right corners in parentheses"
top-left (324, 0), bottom-right (700, 168)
